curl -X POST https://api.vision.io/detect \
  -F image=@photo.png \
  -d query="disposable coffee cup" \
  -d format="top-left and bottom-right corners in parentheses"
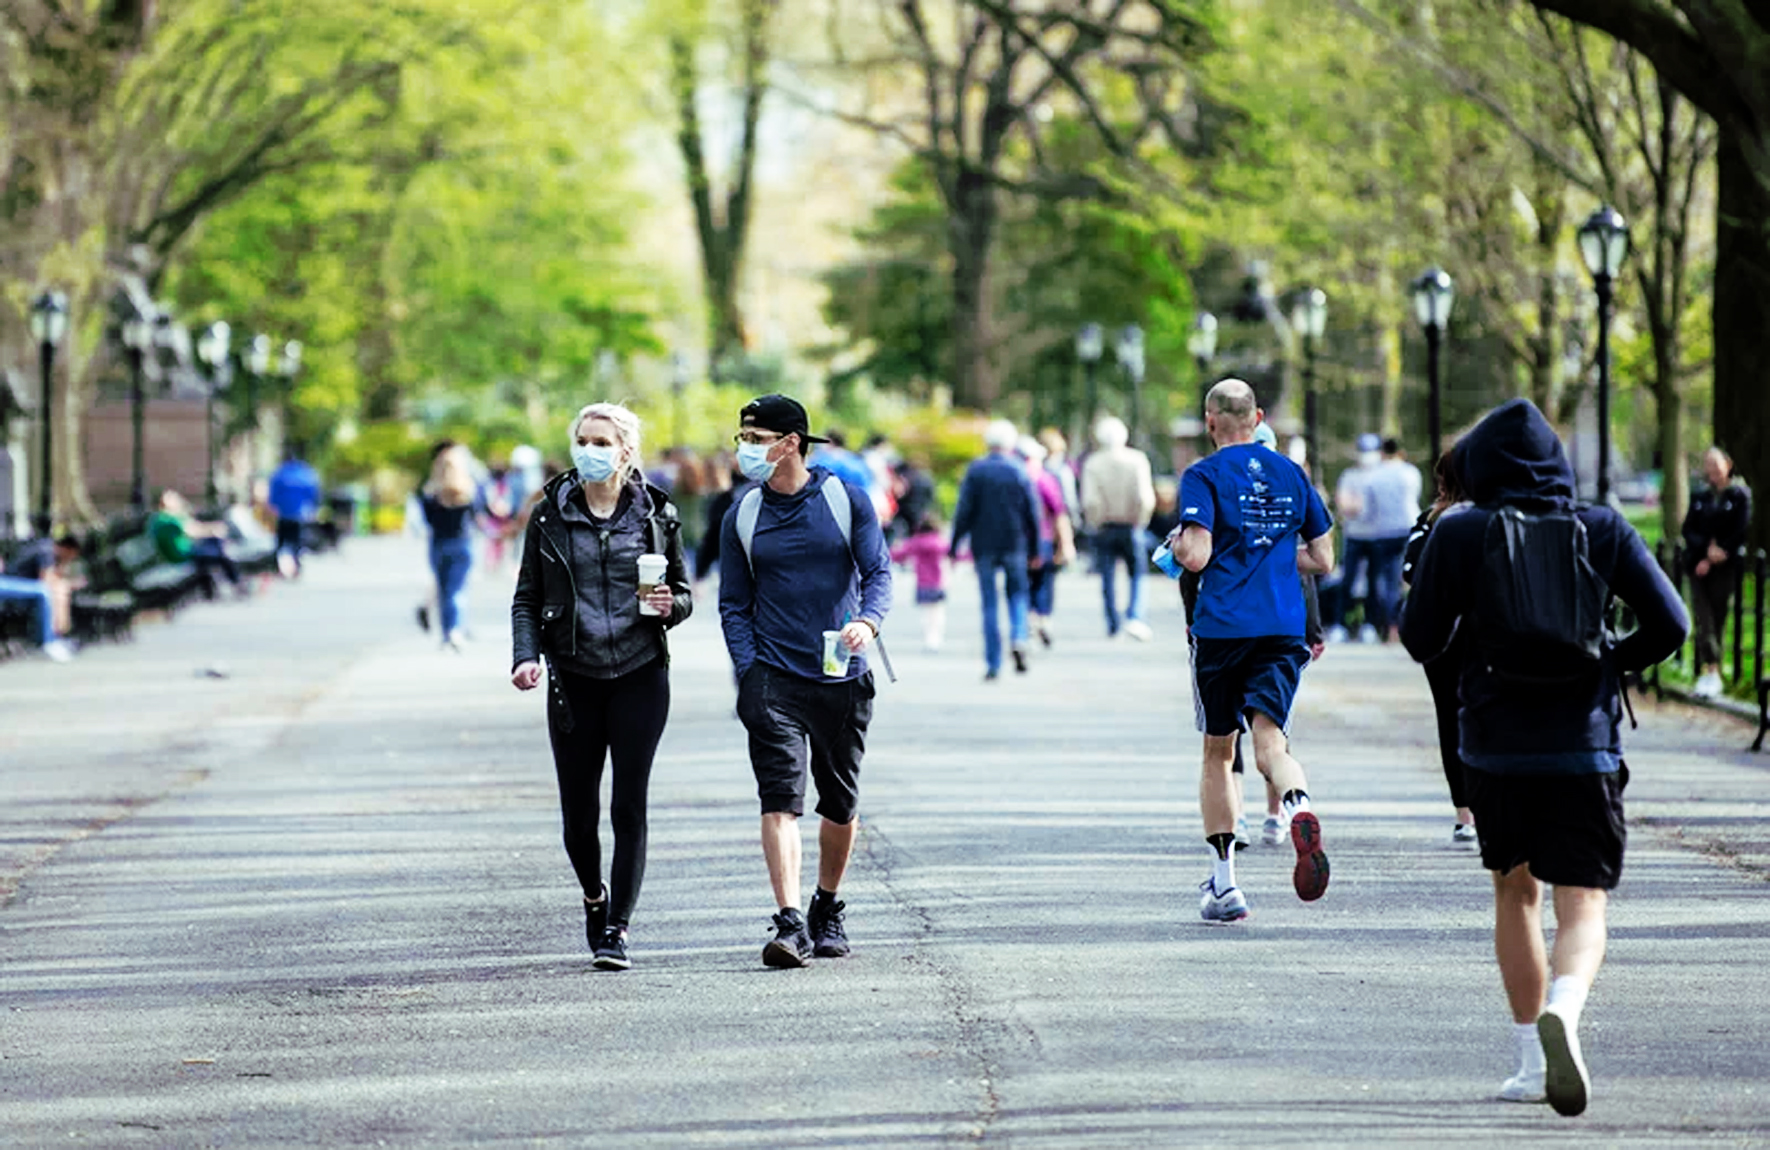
top-left (821, 629), bottom-right (848, 677)
top-left (637, 553), bottom-right (668, 616)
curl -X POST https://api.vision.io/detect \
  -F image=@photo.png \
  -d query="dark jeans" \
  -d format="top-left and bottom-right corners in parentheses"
top-left (1093, 524), bottom-right (1145, 635)
top-left (1341, 534), bottom-right (1407, 634)
top-left (548, 659), bottom-right (671, 927)
top-left (973, 551), bottom-right (1031, 673)
top-left (1028, 539), bottom-right (1057, 617)
top-left (190, 538), bottom-right (242, 590)
top-left (276, 518), bottom-right (305, 573)
top-left (1691, 567), bottom-right (1736, 670)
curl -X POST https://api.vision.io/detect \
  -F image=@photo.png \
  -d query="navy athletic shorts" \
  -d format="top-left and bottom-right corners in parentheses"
top-left (1190, 635), bottom-right (1311, 737)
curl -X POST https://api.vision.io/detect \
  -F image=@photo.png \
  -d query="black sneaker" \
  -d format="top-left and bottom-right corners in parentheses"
top-left (583, 888), bottom-right (608, 951)
top-left (807, 895), bottom-right (850, 958)
top-left (416, 604), bottom-right (431, 633)
top-left (592, 927), bottom-right (631, 971)
top-left (1012, 646), bottom-right (1029, 674)
top-left (762, 908), bottom-right (812, 968)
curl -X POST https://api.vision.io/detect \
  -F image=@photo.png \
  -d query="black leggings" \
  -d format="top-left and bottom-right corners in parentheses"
top-left (1691, 569), bottom-right (1735, 670)
top-left (548, 659), bottom-right (670, 927)
top-left (1424, 654), bottom-right (1469, 810)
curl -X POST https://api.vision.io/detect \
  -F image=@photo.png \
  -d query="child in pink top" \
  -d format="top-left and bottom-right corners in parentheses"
top-left (890, 511), bottom-right (948, 651)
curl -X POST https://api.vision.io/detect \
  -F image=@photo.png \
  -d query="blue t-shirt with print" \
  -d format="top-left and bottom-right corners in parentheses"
top-left (1179, 443), bottom-right (1332, 639)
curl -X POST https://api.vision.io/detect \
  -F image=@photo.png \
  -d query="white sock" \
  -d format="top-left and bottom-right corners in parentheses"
top-left (1546, 976), bottom-right (1589, 1026)
top-left (1211, 853), bottom-right (1235, 892)
top-left (1513, 1021), bottom-right (1545, 1071)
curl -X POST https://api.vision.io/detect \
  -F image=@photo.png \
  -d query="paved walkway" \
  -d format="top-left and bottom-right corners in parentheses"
top-left (2, 537), bottom-right (1767, 1145)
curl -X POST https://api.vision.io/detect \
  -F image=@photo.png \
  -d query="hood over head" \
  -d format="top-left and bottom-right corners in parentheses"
top-left (1459, 398), bottom-right (1575, 508)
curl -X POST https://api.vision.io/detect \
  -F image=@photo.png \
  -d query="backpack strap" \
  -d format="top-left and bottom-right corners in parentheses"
top-left (736, 477), bottom-right (855, 571)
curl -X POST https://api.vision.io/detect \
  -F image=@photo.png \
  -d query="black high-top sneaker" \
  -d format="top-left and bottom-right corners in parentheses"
top-left (807, 892), bottom-right (850, 958)
top-left (762, 908), bottom-right (813, 968)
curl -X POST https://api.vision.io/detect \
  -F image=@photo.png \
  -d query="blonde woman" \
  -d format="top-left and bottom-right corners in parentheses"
top-left (510, 403), bottom-right (692, 970)
top-left (420, 444), bottom-right (483, 649)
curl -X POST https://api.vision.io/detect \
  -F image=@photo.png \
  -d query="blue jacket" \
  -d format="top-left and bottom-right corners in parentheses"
top-left (1400, 399), bottom-right (1688, 774)
top-left (949, 451), bottom-right (1040, 559)
top-left (718, 466), bottom-right (892, 681)
top-left (268, 460), bottom-right (321, 522)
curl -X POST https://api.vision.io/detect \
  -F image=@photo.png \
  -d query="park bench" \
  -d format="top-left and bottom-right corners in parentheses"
top-left (109, 533), bottom-right (202, 613)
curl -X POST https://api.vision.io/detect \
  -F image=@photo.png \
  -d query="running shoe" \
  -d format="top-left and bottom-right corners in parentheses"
top-left (807, 894), bottom-right (851, 958)
top-left (1324, 624), bottom-right (1349, 644)
top-left (1538, 1006), bottom-right (1590, 1116)
top-left (1453, 823), bottom-right (1479, 846)
top-left (1198, 879), bottom-right (1249, 923)
top-left (1289, 811), bottom-right (1330, 901)
top-left (1498, 1067), bottom-right (1547, 1103)
top-left (762, 908), bottom-right (813, 969)
top-left (1693, 671), bottom-right (1722, 699)
top-left (416, 604), bottom-right (431, 633)
top-left (592, 927), bottom-right (631, 971)
top-left (1012, 646), bottom-right (1029, 674)
top-left (1233, 816), bottom-right (1250, 851)
top-left (1122, 619), bottom-right (1154, 642)
top-left (1358, 623), bottom-right (1380, 644)
top-left (1260, 815), bottom-right (1288, 846)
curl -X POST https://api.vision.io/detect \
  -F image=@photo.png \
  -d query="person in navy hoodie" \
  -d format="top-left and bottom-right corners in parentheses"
top-left (948, 419), bottom-right (1042, 679)
top-left (719, 394), bottom-right (892, 969)
top-left (1401, 399), bottom-right (1687, 1117)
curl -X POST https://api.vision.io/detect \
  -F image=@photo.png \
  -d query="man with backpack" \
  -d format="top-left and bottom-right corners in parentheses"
top-left (719, 394), bottom-right (893, 969)
top-left (1400, 399), bottom-right (1687, 1118)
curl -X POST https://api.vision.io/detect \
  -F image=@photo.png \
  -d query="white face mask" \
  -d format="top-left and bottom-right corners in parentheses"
top-left (572, 443), bottom-right (619, 482)
top-left (736, 442), bottom-right (778, 482)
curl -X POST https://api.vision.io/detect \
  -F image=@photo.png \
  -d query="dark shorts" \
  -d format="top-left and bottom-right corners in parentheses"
top-left (1190, 635), bottom-right (1310, 737)
top-left (276, 518), bottom-right (304, 552)
top-left (737, 663), bottom-right (874, 823)
top-left (915, 586), bottom-right (947, 605)
top-left (1465, 764), bottom-right (1629, 890)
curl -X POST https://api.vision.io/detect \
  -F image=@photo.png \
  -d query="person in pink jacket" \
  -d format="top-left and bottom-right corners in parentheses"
top-left (891, 511), bottom-right (948, 651)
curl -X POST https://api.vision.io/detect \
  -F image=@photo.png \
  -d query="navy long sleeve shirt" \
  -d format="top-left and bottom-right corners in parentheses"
top-left (718, 467), bottom-right (893, 681)
top-left (949, 451), bottom-right (1040, 558)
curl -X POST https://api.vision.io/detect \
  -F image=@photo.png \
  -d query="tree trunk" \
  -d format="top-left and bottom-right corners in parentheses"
top-left (1656, 376), bottom-right (1688, 544)
top-left (1713, 133), bottom-right (1770, 548)
top-left (947, 174), bottom-right (998, 410)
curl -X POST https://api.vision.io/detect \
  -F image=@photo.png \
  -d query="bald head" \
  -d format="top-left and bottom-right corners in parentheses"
top-left (1205, 379), bottom-right (1260, 447)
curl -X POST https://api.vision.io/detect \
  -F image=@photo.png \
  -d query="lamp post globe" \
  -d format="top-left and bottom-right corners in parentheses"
top-left (279, 340), bottom-right (303, 379)
top-left (1188, 311), bottom-right (1218, 365)
top-left (1116, 324), bottom-right (1147, 451)
top-left (1410, 268), bottom-right (1455, 466)
top-left (28, 291), bottom-right (69, 532)
top-left (1578, 205), bottom-right (1630, 503)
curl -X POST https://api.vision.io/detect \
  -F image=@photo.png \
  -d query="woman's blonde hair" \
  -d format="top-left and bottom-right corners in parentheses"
top-left (570, 402), bottom-right (643, 485)
top-left (428, 445), bottom-right (476, 508)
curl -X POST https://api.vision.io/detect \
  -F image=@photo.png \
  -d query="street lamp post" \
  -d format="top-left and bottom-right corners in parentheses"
top-left (1076, 323), bottom-right (1104, 434)
top-left (1188, 311), bottom-right (1218, 395)
top-left (197, 322), bottom-right (233, 507)
top-left (1290, 289), bottom-right (1327, 479)
top-left (1577, 205), bottom-right (1630, 504)
top-left (1116, 324), bottom-right (1147, 453)
top-left (121, 312), bottom-right (155, 513)
top-left (28, 291), bottom-right (69, 532)
top-left (1410, 268), bottom-right (1455, 465)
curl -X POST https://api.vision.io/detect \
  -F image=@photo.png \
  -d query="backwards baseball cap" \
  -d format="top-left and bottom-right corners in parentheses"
top-left (739, 394), bottom-right (828, 443)
top-left (1253, 422), bottom-right (1278, 449)
top-left (1356, 432), bottom-right (1382, 453)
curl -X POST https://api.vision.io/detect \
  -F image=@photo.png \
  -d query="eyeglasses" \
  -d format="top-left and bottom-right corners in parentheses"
top-left (734, 431), bottom-right (784, 447)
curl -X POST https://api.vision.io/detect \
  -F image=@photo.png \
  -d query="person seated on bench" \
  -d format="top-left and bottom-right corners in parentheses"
top-left (0, 534), bottom-right (80, 661)
top-left (149, 490), bottom-right (248, 598)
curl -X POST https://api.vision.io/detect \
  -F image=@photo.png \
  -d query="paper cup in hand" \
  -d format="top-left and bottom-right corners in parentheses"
top-left (821, 629), bottom-right (847, 677)
top-left (637, 554), bottom-right (668, 616)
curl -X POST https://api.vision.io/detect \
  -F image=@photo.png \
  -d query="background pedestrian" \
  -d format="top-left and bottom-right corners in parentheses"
top-left (1679, 446), bottom-right (1751, 698)
top-left (1081, 415), bottom-right (1156, 641)
top-left (950, 419), bottom-right (1041, 679)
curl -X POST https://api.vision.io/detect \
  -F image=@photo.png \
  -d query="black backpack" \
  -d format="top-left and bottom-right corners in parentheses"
top-left (1473, 506), bottom-right (1609, 686)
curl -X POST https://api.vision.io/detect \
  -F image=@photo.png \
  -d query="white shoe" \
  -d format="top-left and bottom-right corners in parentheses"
top-left (1538, 1006), bottom-right (1590, 1116)
top-left (1452, 823), bottom-right (1478, 846)
top-left (1198, 879), bottom-right (1249, 923)
top-left (1233, 816), bottom-right (1250, 851)
top-left (1498, 1067), bottom-right (1546, 1103)
top-left (1692, 671), bottom-right (1723, 699)
top-left (1260, 815), bottom-right (1287, 846)
top-left (42, 639), bottom-right (73, 663)
top-left (1358, 623), bottom-right (1380, 644)
top-left (1325, 625), bottom-right (1349, 644)
top-left (1122, 619), bottom-right (1153, 642)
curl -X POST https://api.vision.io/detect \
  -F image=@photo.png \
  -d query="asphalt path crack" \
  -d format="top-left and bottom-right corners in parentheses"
top-left (860, 817), bottom-right (1038, 1143)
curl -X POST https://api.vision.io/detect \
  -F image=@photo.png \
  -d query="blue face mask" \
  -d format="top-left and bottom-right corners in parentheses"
top-left (736, 442), bottom-right (778, 482)
top-left (571, 443), bottom-right (618, 482)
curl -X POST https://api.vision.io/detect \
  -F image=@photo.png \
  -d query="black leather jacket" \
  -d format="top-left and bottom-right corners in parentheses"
top-left (510, 472), bottom-right (693, 672)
